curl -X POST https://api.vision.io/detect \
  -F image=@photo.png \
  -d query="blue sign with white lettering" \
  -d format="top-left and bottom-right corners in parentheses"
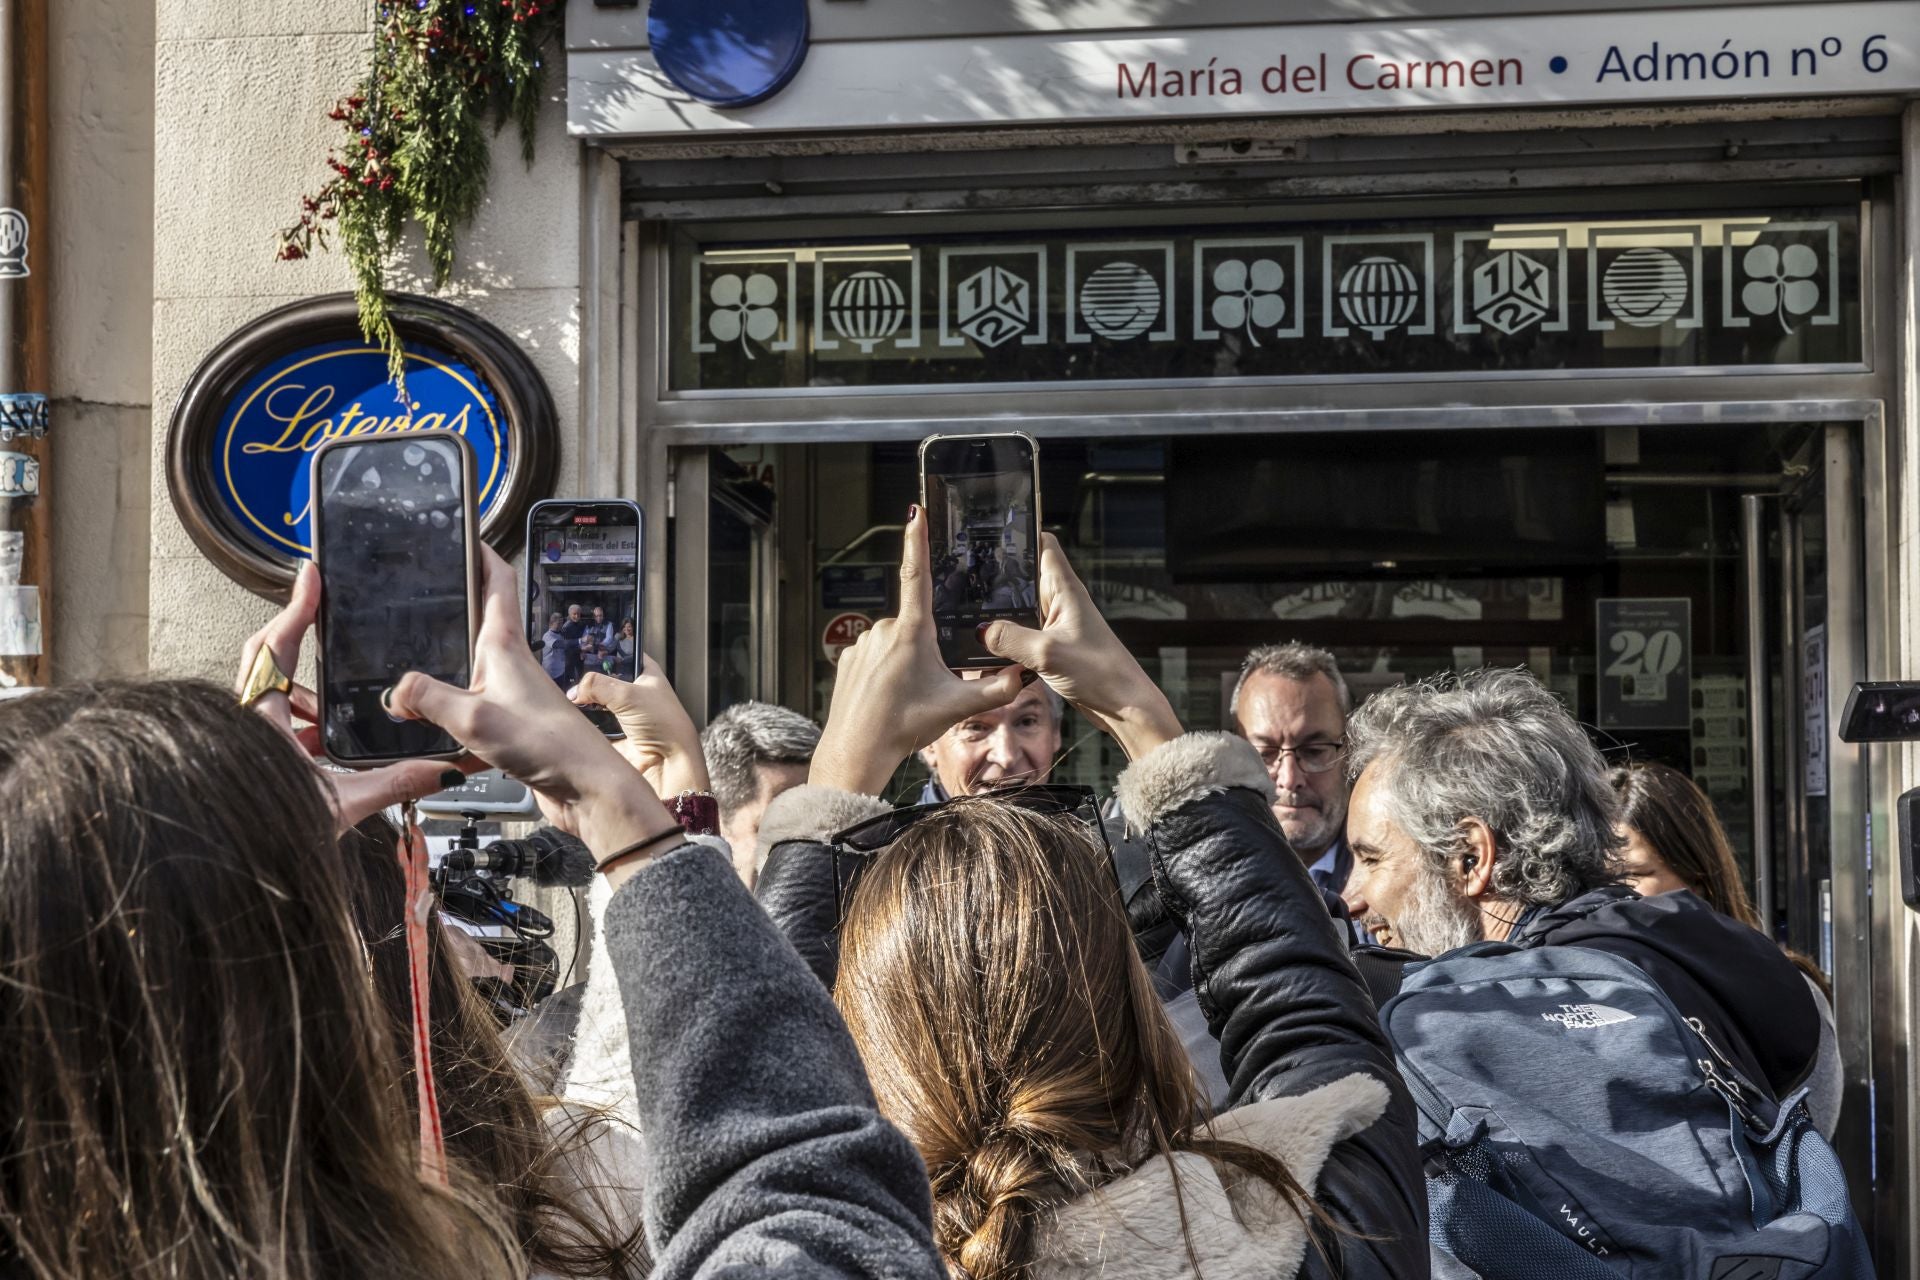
top-left (217, 340), bottom-right (511, 560)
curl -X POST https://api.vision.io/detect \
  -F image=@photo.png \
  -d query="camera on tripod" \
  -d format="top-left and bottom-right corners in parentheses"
top-left (417, 772), bottom-right (580, 1016)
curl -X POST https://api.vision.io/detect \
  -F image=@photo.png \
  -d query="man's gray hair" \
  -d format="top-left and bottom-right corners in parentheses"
top-left (1345, 668), bottom-right (1621, 908)
top-left (701, 701), bottom-right (822, 814)
top-left (1230, 642), bottom-right (1351, 718)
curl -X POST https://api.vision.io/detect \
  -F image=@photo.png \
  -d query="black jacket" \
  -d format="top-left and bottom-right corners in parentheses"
top-left (754, 733), bottom-right (1428, 1280)
top-left (1361, 884), bottom-right (1822, 1102)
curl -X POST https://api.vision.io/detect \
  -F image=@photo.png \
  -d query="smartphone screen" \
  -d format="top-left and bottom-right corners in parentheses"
top-left (525, 500), bottom-right (643, 737)
top-left (314, 432), bottom-right (475, 763)
top-left (920, 433), bottom-right (1041, 669)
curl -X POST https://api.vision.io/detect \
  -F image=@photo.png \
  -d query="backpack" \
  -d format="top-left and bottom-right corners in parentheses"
top-left (1379, 941), bottom-right (1875, 1279)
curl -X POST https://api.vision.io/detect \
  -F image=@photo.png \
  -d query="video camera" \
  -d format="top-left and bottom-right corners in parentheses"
top-left (416, 771), bottom-right (589, 1016)
top-left (1837, 683), bottom-right (1920, 911)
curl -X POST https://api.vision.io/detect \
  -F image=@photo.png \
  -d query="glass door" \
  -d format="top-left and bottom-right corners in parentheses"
top-left (669, 448), bottom-right (777, 723)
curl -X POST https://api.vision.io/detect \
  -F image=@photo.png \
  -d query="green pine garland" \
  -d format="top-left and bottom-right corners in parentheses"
top-left (280, 0), bottom-right (565, 382)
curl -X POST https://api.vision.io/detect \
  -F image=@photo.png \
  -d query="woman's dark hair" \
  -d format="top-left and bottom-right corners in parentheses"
top-left (1609, 761), bottom-right (1830, 996)
top-left (0, 679), bottom-right (524, 1277)
top-left (343, 815), bottom-right (648, 1277)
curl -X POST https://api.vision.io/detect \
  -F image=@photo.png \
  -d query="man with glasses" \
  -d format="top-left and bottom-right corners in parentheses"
top-left (1230, 642), bottom-right (1355, 897)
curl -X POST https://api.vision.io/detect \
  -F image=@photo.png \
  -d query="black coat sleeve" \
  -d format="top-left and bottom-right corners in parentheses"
top-left (604, 842), bottom-right (945, 1279)
top-left (1128, 735), bottom-right (1429, 1280)
top-left (754, 838), bottom-right (847, 989)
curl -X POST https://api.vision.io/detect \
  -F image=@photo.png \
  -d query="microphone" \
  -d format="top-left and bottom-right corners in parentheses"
top-left (440, 827), bottom-right (598, 887)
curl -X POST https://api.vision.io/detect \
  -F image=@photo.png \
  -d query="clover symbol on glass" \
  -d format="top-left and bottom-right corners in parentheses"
top-left (708, 272), bottom-right (780, 358)
top-left (1740, 244), bottom-right (1820, 333)
top-left (1210, 258), bottom-right (1287, 346)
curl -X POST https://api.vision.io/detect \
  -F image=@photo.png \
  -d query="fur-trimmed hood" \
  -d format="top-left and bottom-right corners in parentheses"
top-left (1030, 1074), bottom-right (1391, 1280)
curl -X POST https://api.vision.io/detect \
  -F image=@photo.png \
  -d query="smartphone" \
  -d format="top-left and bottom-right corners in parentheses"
top-left (525, 499), bottom-right (643, 737)
top-left (918, 432), bottom-right (1042, 669)
top-left (1839, 681), bottom-right (1920, 743)
top-left (312, 430), bottom-right (479, 765)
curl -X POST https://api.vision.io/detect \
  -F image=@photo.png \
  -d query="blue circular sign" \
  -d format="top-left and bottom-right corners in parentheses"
top-left (167, 295), bottom-right (557, 598)
top-left (648, 0), bottom-right (809, 109)
top-left (216, 340), bottom-right (510, 559)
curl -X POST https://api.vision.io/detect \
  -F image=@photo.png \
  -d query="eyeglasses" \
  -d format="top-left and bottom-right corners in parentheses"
top-left (1253, 740), bottom-right (1348, 775)
top-left (829, 784), bottom-right (1110, 924)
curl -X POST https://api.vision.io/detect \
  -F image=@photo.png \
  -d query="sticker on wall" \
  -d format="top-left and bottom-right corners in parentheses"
top-left (1193, 238), bottom-right (1305, 346)
top-left (165, 294), bottom-right (557, 599)
top-left (691, 250), bottom-right (800, 360)
top-left (1322, 234), bottom-right (1435, 340)
top-left (1804, 622), bottom-right (1829, 797)
top-left (0, 530), bottom-right (20, 586)
top-left (0, 585), bottom-right (40, 658)
top-left (1721, 219), bottom-right (1841, 333)
top-left (814, 248), bottom-right (920, 355)
top-left (939, 246), bottom-right (1047, 350)
top-left (1588, 224), bottom-right (1704, 332)
top-left (1066, 242), bottom-right (1176, 344)
top-left (0, 450), bottom-right (37, 499)
top-left (1453, 230), bottom-right (1569, 336)
top-left (0, 208), bottom-right (28, 279)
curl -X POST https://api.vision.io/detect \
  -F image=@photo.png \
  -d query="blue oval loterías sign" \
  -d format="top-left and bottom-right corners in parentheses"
top-left (166, 294), bottom-right (557, 599)
top-left (217, 340), bottom-right (510, 559)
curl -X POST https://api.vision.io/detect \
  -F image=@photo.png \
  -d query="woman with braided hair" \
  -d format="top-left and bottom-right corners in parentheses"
top-left (754, 510), bottom-right (1425, 1280)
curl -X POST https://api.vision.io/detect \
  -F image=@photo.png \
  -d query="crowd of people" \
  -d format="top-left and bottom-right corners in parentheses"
top-left (0, 499), bottom-right (1871, 1278)
top-left (539, 603), bottom-right (637, 686)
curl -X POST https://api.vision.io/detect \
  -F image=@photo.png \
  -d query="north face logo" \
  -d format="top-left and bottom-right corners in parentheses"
top-left (1542, 1003), bottom-right (1637, 1030)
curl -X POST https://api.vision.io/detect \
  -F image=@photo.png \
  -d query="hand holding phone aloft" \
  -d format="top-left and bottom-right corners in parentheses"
top-left (810, 505), bottom-right (1029, 798)
top-left (384, 545), bottom-right (679, 874)
top-left (234, 561), bottom-right (480, 834)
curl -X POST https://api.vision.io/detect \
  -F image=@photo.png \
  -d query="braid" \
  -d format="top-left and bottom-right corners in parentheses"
top-left (934, 1129), bottom-right (1059, 1280)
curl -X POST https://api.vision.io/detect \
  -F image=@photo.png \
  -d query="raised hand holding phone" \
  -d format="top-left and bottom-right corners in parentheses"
top-left (811, 504), bottom-right (1028, 797)
top-left (982, 532), bottom-right (1183, 762)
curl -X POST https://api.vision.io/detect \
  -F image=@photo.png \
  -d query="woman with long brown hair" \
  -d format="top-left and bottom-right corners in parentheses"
top-left (756, 512), bottom-right (1424, 1280)
top-left (1609, 761), bottom-right (1842, 1138)
top-left (0, 547), bottom-right (956, 1279)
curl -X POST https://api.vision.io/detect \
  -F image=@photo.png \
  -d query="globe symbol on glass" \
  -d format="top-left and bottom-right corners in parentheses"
top-left (708, 272), bottom-right (780, 359)
top-left (1602, 247), bottom-right (1689, 328)
top-left (1078, 261), bottom-right (1162, 340)
top-left (956, 265), bottom-right (1032, 349)
top-left (1211, 258), bottom-right (1287, 346)
top-left (1337, 256), bottom-right (1421, 339)
top-left (828, 270), bottom-right (909, 353)
top-left (1471, 251), bottom-right (1552, 335)
top-left (1740, 243), bottom-right (1820, 332)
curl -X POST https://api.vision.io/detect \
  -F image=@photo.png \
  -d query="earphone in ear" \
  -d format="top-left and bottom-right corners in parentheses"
top-left (1461, 853), bottom-right (1479, 871)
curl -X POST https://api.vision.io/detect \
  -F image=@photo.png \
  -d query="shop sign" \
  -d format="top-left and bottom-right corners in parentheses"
top-left (673, 206), bottom-right (1860, 391)
top-left (1597, 597), bottom-right (1692, 730)
top-left (820, 565), bottom-right (891, 611)
top-left (166, 295), bottom-right (557, 598)
top-left (573, 2), bottom-right (1920, 136)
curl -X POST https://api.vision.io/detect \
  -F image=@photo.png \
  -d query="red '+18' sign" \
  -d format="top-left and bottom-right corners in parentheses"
top-left (822, 613), bottom-right (872, 667)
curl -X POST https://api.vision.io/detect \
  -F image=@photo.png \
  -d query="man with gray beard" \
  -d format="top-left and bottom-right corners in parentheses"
top-left (1341, 667), bottom-right (1822, 1108)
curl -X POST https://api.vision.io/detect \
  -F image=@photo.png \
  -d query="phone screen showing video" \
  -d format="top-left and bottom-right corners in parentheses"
top-left (315, 434), bottom-right (472, 763)
top-left (526, 501), bottom-right (642, 737)
top-left (922, 435), bottom-right (1040, 669)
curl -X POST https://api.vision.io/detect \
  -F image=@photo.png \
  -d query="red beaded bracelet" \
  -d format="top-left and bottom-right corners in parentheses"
top-left (669, 790), bottom-right (721, 837)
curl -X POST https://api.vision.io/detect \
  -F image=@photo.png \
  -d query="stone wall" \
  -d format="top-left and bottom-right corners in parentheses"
top-left (48, 0), bottom-right (156, 680)
top-left (148, 0), bottom-right (587, 681)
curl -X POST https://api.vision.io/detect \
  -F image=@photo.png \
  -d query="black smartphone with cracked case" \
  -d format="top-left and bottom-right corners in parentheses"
top-left (918, 432), bottom-right (1042, 670)
top-left (525, 499), bottom-right (643, 738)
top-left (312, 430), bottom-right (479, 766)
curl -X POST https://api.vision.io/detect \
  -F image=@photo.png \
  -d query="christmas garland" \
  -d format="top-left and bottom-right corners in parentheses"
top-left (279, 0), bottom-right (564, 381)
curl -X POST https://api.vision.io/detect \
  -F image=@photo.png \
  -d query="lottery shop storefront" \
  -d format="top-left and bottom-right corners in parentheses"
top-left (568, 1), bottom-right (1920, 1260)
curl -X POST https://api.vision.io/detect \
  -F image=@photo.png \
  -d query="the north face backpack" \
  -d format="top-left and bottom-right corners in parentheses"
top-left (1379, 942), bottom-right (1874, 1279)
